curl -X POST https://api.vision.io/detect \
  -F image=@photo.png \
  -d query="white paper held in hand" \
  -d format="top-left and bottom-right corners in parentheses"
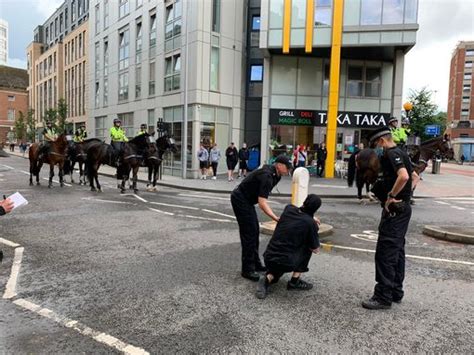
top-left (7, 192), bottom-right (28, 210)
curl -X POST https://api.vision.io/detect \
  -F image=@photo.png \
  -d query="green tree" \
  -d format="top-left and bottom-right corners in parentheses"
top-left (26, 109), bottom-right (36, 142)
top-left (44, 108), bottom-right (58, 127)
top-left (14, 111), bottom-right (27, 141)
top-left (56, 98), bottom-right (68, 134)
top-left (406, 87), bottom-right (445, 141)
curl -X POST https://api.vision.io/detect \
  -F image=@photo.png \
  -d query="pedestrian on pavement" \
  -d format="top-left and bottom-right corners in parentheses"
top-left (198, 143), bottom-right (209, 179)
top-left (238, 143), bottom-right (249, 178)
top-left (0, 197), bottom-right (14, 262)
top-left (460, 154), bottom-right (465, 165)
top-left (225, 142), bottom-right (239, 181)
top-left (256, 194), bottom-right (322, 299)
top-left (231, 155), bottom-right (292, 282)
top-left (316, 143), bottom-right (327, 177)
top-left (209, 143), bottom-right (221, 180)
top-left (362, 126), bottom-right (416, 310)
top-left (297, 145), bottom-right (307, 167)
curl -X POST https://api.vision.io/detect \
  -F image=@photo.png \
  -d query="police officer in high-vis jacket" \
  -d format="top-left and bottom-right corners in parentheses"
top-left (388, 117), bottom-right (407, 146)
top-left (73, 124), bottom-right (87, 143)
top-left (231, 155), bottom-right (292, 282)
top-left (362, 126), bottom-right (417, 310)
top-left (39, 121), bottom-right (58, 158)
top-left (136, 123), bottom-right (148, 137)
top-left (110, 118), bottom-right (128, 163)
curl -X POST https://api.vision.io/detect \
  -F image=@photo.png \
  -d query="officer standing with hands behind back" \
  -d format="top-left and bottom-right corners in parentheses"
top-left (362, 126), bottom-right (417, 310)
top-left (231, 155), bottom-right (292, 281)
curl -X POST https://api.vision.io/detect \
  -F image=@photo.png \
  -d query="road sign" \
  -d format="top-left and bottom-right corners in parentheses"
top-left (425, 125), bottom-right (441, 136)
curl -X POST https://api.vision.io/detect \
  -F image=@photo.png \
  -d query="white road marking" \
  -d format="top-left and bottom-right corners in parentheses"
top-left (13, 298), bottom-right (149, 355)
top-left (133, 194), bottom-right (148, 203)
top-left (202, 209), bottom-right (236, 219)
top-left (149, 201), bottom-right (199, 210)
top-left (3, 247), bottom-right (24, 299)
top-left (0, 164), bottom-right (14, 170)
top-left (177, 193), bottom-right (281, 205)
top-left (81, 197), bottom-right (135, 205)
top-left (321, 243), bottom-right (474, 266)
top-left (0, 238), bottom-right (20, 247)
top-left (450, 206), bottom-right (466, 210)
top-left (149, 207), bottom-right (175, 216)
top-left (435, 201), bottom-right (450, 205)
top-left (311, 184), bottom-right (348, 189)
top-left (20, 170), bottom-right (30, 175)
top-left (42, 177), bottom-right (72, 187)
top-left (181, 214), bottom-right (233, 223)
top-left (439, 197), bottom-right (474, 201)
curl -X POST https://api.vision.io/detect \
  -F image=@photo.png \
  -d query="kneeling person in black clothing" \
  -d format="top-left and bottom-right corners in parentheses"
top-left (257, 194), bottom-right (322, 299)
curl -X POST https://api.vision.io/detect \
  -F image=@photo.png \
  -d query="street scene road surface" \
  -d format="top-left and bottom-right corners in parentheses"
top-left (1, 156), bottom-right (473, 353)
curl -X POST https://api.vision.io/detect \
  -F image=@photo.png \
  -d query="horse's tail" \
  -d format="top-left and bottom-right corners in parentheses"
top-left (347, 152), bottom-right (357, 187)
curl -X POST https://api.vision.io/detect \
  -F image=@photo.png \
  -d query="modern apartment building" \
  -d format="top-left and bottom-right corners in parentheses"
top-left (0, 65), bottom-right (28, 144)
top-left (447, 41), bottom-right (474, 161)
top-left (0, 19), bottom-right (8, 65)
top-left (27, 1), bottom-right (89, 136)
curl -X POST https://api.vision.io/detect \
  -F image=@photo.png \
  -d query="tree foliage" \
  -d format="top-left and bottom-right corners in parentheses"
top-left (406, 87), bottom-right (446, 141)
top-left (26, 109), bottom-right (36, 142)
top-left (56, 98), bottom-right (68, 134)
top-left (14, 111), bottom-right (26, 141)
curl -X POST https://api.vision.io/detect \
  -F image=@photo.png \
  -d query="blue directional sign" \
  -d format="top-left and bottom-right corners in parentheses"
top-left (425, 125), bottom-right (441, 136)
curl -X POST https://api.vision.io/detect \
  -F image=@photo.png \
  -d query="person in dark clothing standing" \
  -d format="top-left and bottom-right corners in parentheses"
top-left (362, 126), bottom-right (416, 310)
top-left (316, 143), bottom-right (327, 177)
top-left (225, 142), bottom-right (239, 182)
top-left (256, 194), bottom-right (322, 299)
top-left (238, 143), bottom-right (249, 178)
top-left (231, 155), bottom-right (292, 281)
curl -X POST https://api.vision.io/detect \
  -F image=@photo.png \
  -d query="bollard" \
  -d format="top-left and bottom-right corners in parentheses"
top-left (291, 167), bottom-right (310, 207)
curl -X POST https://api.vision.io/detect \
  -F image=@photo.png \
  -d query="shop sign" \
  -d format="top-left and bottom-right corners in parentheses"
top-left (269, 109), bottom-right (390, 128)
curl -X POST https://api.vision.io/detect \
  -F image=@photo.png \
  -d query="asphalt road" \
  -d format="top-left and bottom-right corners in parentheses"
top-left (1, 156), bottom-right (473, 354)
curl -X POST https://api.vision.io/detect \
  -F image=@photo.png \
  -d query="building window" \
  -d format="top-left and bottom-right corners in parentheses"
top-left (365, 67), bottom-right (381, 97)
top-left (361, 0), bottom-right (382, 25)
top-left (136, 21), bottom-right (142, 64)
top-left (347, 66), bottom-right (381, 98)
top-left (103, 39), bottom-right (109, 76)
top-left (95, 82), bottom-right (100, 108)
top-left (210, 38), bottom-right (219, 91)
top-left (95, 42), bottom-right (100, 78)
top-left (118, 112), bottom-right (134, 137)
top-left (148, 109), bottom-right (155, 133)
top-left (95, 116), bottom-right (107, 140)
top-left (466, 50), bottom-right (474, 57)
top-left (382, 0), bottom-right (404, 24)
top-left (464, 73), bottom-right (472, 81)
top-left (149, 13), bottom-right (156, 47)
top-left (347, 66), bottom-right (364, 96)
top-left (323, 63), bottom-right (330, 96)
top-left (103, 78), bottom-right (108, 106)
top-left (250, 64), bottom-right (263, 82)
top-left (212, 0), bottom-right (221, 32)
top-left (104, 0), bottom-right (109, 28)
top-left (461, 109), bottom-right (469, 116)
top-left (119, 28), bottom-right (130, 71)
top-left (466, 61), bottom-right (473, 69)
top-left (315, 0), bottom-right (332, 27)
top-left (119, 0), bottom-right (129, 18)
top-left (119, 72), bottom-right (129, 101)
top-left (136, 0), bottom-right (143, 8)
top-left (165, 1), bottom-right (182, 52)
top-left (149, 61), bottom-right (156, 96)
top-left (463, 84), bottom-right (471, 92)
top-left (164, 54), bottom-right (181, 91)
top-left (95, 4), bottom-right (100, 34)
top-left (462, 96), bottom-right (470, 103)
top-left (8, 95), bottom-right (15, 101)
top-left (7, 109), bottom-right (15, 121)
top-left (136, 66), bottom-right (141, 98)
top-left (251, 15), bottom-right (261, 31)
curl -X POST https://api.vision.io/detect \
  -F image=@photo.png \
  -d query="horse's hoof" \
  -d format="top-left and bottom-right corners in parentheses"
top-left (60, 184), bottom-right (64, 188)
top-left (153, 187), bottom-right (157, 192)
top-left (98, 188), bottom-right (102, 193)
top-left (120, 189), bottom-right (126, 194)
top-left (37, 182), bottom-right (41, 186)
top-left (48, 185), bottom-right (52, 189)
top-left (134, 189), bottom-right (139, 194)
top-left (29, 182), bottom-right (33, 186)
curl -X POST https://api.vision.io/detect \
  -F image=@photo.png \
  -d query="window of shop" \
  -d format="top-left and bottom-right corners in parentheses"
top-left (315, 0), bottom-right (332, 27)
top-left (118, 112), bottom-right (134, 137)
top-left (95, 116), bottom-right (107, 140)
top-left (163, 106), bottom-right (191, 174)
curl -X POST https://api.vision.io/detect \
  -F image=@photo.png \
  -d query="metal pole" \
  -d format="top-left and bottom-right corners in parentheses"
top-left (158, 117), bottom-right (163, 180)
top-left (182, 0), bottom-right (189, 179)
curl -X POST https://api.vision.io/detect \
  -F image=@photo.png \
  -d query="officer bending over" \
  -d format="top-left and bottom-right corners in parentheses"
top-left (231, 155), bottom-right (292, 281)
top-left (362, 126), bottom-right (417, 310)
top-left (256, 194), bottom-right (322, 299)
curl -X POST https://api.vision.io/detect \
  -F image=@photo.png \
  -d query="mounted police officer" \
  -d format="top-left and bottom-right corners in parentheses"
top-left (39, 120), bottom-right (58, 159)
top-left (388, 117), bottom-right (407, 147)
top-left (73, 124), bottom-right (87, 143)
top-left (362, 126), bottom-right (417, 310)
top-left (231, 155), bottom-right (292, 282)
top-left (110, 118), bottom-right (128, 165)
top-left (136, 123), bottom-right (148, 137)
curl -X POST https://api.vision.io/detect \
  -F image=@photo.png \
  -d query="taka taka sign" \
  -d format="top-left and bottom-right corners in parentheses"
top-left (269, 109), bottom-right (390, 128)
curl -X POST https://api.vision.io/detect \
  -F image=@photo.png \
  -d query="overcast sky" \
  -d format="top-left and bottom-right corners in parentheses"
top-left (1, 0), bottom-right (473, 111)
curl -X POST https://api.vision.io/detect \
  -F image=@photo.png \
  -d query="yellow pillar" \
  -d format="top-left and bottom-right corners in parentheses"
top-left (305, 0), bottom-right (314, 53)
top-left (283, 0), bottom-right (292, 54)
top-left (324, 0), bottom-right (344, 178)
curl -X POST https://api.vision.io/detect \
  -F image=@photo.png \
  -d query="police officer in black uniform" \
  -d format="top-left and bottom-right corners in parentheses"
top-left (362, 126), bottom-right (416, 310)
top-left (231, 155), bottom-right (292, 281)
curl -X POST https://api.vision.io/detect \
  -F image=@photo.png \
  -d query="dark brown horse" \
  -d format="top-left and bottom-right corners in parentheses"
top-left (411, 135), bottom-right (454, 174)
top-left (348, 148), bottom-right (380, 201)
top-left (118, 133), bottom-right (151, 193)
top-left (145, 135), bottom-right (178, 191)
top-left (85, 141), bottom-right (115, 192)
top-left (64, 138), bottom-right (103, 185)
top-left (29, 134), bottom-right (68, 188)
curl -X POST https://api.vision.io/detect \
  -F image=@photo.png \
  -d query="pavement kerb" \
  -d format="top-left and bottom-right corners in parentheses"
top-left (423, 225), bottom-right (474, 245)
top-left (3, 153), bottom-right (446, 199)
top-left (260, 220), bottom-right (334, 238)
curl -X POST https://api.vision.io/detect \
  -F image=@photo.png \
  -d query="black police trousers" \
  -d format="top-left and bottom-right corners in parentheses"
top-left (230, 190), bottom-right (264, 273)
top-left (374, 202), bottom-right (412, 304)
top-left (264, 250), bottom-right (312, 284)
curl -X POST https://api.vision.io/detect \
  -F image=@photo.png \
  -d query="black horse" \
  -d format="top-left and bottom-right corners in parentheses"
top-left (64, 138), bottom-right (103, 185)
top-left (85, 140), bottom-right (116, 192)
top-left (409, 135), bottom-right (454, 174)
top-left (144, 135), bottom-right (178, 191)
top-left (347, 148), bottom-right (380, 201)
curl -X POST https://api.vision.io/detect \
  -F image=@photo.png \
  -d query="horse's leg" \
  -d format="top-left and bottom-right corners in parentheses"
top-left (48, 164), bottom-right (54, 188)
top-left (89, 163), bottom-right (97, 192)
top-left (153, 164), bottom-right (158, 191)
top-left (70, 160), bottom-right (75, 183)
top-left (95, 169), bottom-right (102, 192)
top-left (147, 164), bottom-right (152, 190)
top-left (36, 161), bottom-right (42, 185)
top-left (29, 160), bottom-right (34, 186)
top-left (133, 166), bottom-right (139, 194)
top-left (59, 163), bottom-right (65, 188)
